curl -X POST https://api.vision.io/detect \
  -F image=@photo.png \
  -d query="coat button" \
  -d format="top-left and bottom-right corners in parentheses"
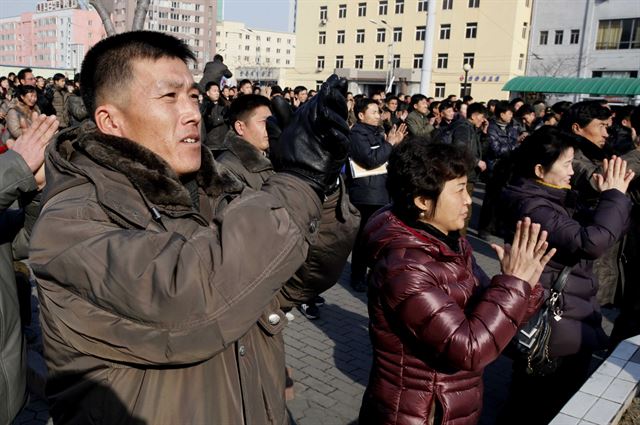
top-left (309, 219), bottom-right (318, 233)
top-left (268, 313), bottom-right (281, 325)
top-left (239, 345), bottom-right (246, 357)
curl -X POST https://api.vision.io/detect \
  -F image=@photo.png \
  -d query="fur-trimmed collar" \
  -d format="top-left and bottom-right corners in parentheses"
top-left (52, 122), bottom-right (243, 210)
top-left (218, 130), bottom-right (273, 173)
top-left (573, 134), bottom-right (609, 162)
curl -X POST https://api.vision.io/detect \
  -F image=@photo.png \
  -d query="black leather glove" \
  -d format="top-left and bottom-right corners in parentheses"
top-left (266, 95), bottom-right (294, 146)
top-left (269, 75), bottom-right (350, 196)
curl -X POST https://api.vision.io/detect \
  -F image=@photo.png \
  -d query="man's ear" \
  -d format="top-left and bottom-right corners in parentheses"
top-left (571, 122), bottom-right (582, 136)
top-left (234, 120), bottom-right (244, 136)
top-left (95, 104), bottom-right (125, 137)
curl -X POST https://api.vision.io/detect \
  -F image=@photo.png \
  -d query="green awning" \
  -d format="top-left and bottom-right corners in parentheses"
top-left (503, 77), bottom-right (640, 96)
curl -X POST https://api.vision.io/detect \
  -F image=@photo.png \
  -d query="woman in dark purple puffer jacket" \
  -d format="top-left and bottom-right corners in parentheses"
top-left (499, 127), bottom-right (634, 425)
top-left (359, 141), bottom-right (554, 425)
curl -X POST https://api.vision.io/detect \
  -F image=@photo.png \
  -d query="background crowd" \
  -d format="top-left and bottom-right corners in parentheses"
top-left (1, 45), bottom-right (640, 425)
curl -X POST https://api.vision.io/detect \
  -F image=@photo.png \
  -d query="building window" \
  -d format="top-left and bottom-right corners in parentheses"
top-left (318, 31), bottom-right (326, 44)
top-left (358, 2), bottom-right (367, 17)
top-left (522, 22), bottom-right (528, 38)
top-left (435, 83), bottom-right (446, 98)
top-left (554, 30), bottom-right (563, 44)
top-left (393, 27), bottom-right (403, 42)
top-left (418, 0), bottom-right (428, 12)
top-left (596, 19), bottom-right (640, 49)
top-left (539, 30), bottom-right (548, 45)
top-left (335, 55), bottom-right (344, 68)
top-left (525, 0), bottom-right (530, 6)
top-left (443, 0), bottom-right (453, 10)
top-left (413, 54), bottom-right (423, 68)
top-left (377, 28), bottom-right (386, 42)
top-left (355, 55), bottom-right (364, 69)
top-left (518, 53), bottom-right (524, 69)
top-left (440, 24), bottom-right (451, 39)
top-left (416, 26), bottom-right (426, 41)
top-left (395, 0), bottom-right (404, 14)
top-left (437, 53), bottom-right (448, 68)
top-left (392, 54), bottom-right (400, 68)
top-left (356, 29), bottom-right (365, 43)
top-left (338, 4), bottom-right (347, 18)
top-left (317, 56), bottom-right (325, 69)
top-left (379, 0), bottom-right (388, 15)
top-left (320, 6), bottom-right (327, 20)
top-left (570, 29), bottom-right (580, 44)
top-left (375, 55), bottom-right (384, 69)
top-left (316, 80), bottom-right (323, 91)
top-left (466, 22), bottom-right (478, 38)
top-left (468, 0), bottom-right (479, 7)
top-left (337, 30), bottom-right (345, 43)
top-left (463, 52), bottom-right (474, 67)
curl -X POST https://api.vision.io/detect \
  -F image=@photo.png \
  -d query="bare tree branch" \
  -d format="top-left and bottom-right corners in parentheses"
top-left (89, 0), bottom-right (116, 36)
top-left (132, 0), bottom-right (152, 31)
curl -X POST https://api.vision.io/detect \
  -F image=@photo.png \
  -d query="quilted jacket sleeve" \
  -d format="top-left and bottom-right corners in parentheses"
top-left (526, 189), bottom-right (631, 260)
top-left (383, 268), bottom-right (532, 372)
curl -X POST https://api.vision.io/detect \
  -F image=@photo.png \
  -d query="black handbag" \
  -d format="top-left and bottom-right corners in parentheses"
top-left (507, 266), bottom-right (572, 376)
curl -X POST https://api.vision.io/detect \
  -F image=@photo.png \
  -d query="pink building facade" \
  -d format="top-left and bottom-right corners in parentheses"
top-left (0, 0), bottom-right (105, 72)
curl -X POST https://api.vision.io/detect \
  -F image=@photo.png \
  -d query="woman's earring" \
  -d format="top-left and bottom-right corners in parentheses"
top-left (419, 211), bottom-right (426, 219)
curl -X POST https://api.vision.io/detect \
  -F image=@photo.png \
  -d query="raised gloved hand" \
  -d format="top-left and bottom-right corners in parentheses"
top-left (269, 74), bottom-right (350, 196)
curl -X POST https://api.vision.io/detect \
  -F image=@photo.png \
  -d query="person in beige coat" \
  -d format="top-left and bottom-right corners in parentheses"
top-left (29, 31), bottom-right (352, 425)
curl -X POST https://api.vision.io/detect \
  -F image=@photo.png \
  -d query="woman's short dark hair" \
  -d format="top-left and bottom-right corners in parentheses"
top-left (15, 84), bottom-right (36, 100)
top-left (512, 126), bottom-right (575, 179)
top-left (387, 139), bottom-right (472, 222)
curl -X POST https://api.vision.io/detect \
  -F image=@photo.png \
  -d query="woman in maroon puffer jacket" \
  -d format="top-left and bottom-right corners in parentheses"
top-left (358, 141), bottom-right (554, 425)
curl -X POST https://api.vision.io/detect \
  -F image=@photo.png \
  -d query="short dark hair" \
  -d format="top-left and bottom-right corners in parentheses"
top-left (438, 100), bottom-right (454, 112)
top-left (213, 54), bottom-right (223, 62)
top-left (227, 94), bottom-right (271, 130)
top-left (559, 100), bottom-right (612, 132)
top-left (494, 101), bottom-right (513, 119)
top-left (53, 73), bottom-right (66, 82)
top-left (15, 84), bottom-right (36, 100)
top-left (515, 103), bottom-right (535, 118)
top-left (270, 85), bottom-right (283, 96)
top-left (80, 31), bottom-right (196, 120)
top-left (509, 97), bottom-right (524, 108)
top-left (410, 93), bottom-right (427, 106)
top-left (238, 79), bottom-right (252, 88)
top-left (612, 105), bottom-right (634, 127)
top-left (387, 140), bottom-right (472, 222)
top-left (512, 126), bottom-right (575, 179)
top-left (17, 68), bottom-right (33, 82)
top-left (462, 95), bottom-right (473, 104)
top-left (205, 81), bottom-right (219, 91)
top-left (429, 101), bottom-right (440, 113)
top-left (467, 102), bottom-right (487, 118)
top-left (294, 85), bottom-right (307, 95)
top-left (551, 101), bottom-right (572, 116)
top-left (355, 98), bottom-right (378, 119)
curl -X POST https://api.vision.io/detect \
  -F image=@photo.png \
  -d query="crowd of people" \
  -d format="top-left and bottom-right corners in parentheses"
top-left (1, 31), bottom-right (640, 425)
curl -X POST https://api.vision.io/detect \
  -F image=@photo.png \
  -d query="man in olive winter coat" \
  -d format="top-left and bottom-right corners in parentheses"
top-left (29, 31), bottom-right (352, 425)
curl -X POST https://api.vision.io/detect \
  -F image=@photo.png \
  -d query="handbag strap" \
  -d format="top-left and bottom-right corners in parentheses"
top-left (551, 266), bottom-right (572, 294)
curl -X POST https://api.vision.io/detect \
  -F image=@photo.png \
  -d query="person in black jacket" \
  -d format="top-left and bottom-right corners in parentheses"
top-left (200, 81), bottom-right (229, 152)
top-left (346, 98), bottom-right (406, 291)
top-left (198, 54), bottom-right (232, 92)
top-left (451, 102), bottom-right (488, 235)
top-left (499, 127), bottom-right (633, 425)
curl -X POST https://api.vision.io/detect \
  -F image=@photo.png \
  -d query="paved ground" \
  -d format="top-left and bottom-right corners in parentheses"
top-left (13, 184), bottom-right (617, 425)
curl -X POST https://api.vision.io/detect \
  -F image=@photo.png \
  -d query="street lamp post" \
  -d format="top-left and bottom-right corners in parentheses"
top-left (369, 19), bottom-right (394, 92)
top-left (462, 63), bottom-right (472, 97)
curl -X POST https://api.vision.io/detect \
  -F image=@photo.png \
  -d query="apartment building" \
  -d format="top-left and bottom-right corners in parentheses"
top-left (0, 0), bottom-right (105, 71)
top-left (527, 0), bottom-right (639, 80)
top-left (292, 0), bottom-right (532, 100)
top-left (215, 20), bottom-right (296, 86)
top-left (107, 0), bottom-right (218, 72)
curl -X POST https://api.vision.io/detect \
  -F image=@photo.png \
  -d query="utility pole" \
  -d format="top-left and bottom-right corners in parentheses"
top-left (420, 0), bottom-right (436, 95)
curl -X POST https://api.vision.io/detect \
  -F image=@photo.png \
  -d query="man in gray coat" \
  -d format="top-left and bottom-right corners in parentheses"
top-left (0, 113), bottom-right (58, 424)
